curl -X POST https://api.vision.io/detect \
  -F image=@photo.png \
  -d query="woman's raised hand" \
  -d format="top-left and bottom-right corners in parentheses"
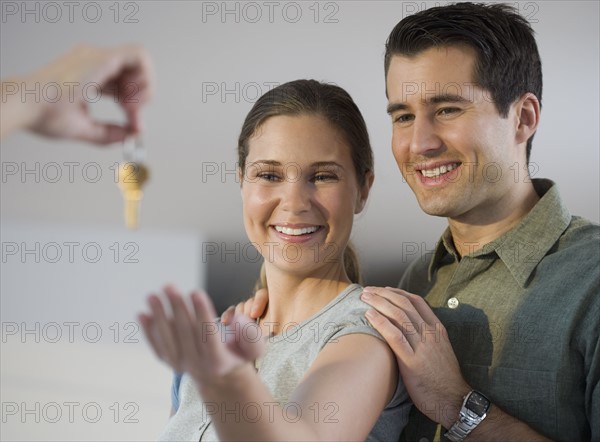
top-left (139, 285), bottom-right (265, 387)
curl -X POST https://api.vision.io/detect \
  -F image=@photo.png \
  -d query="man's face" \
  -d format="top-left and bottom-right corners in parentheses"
top-left (386, 45), bottom-right (525, 224)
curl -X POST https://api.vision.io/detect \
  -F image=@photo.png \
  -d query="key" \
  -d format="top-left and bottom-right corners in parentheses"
top-left (117, 161), bottom-right (149, 229)
top-left (118, 137), bottom-right (149, 229)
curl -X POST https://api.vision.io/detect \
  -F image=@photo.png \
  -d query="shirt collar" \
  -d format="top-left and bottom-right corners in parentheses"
top-left (428, 179), bottom-right (572, 287)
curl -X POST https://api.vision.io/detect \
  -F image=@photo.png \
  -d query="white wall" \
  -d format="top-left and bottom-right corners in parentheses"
top-left (1, 1), bottom-right (598, 439)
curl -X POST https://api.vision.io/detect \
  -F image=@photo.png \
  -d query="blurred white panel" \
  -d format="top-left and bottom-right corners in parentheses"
top-left (0, 220), bottom-right (203, 440)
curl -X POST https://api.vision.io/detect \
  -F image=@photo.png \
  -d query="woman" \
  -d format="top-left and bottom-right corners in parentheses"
top-left (139, 80), bottom-right (410, 441)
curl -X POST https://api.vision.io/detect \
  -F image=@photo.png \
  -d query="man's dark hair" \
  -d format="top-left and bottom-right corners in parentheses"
top-left (384, 2), bottom-right (542, 162)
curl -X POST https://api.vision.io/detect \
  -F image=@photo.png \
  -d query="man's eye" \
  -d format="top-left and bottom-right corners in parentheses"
top-left (393, 114), bottom-right (414, 124)
top-left (438, 107), bottom-right (460, 116)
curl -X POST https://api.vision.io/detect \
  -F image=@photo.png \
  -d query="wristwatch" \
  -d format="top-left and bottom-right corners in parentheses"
top-left (444, 390), bottom-right (491, 442)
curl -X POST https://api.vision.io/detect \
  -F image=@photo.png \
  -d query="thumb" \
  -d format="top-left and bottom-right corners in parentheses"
top-left (78, 122), bottom-right (130, 145)
top-left (250, 288), bottom-right (269, 319)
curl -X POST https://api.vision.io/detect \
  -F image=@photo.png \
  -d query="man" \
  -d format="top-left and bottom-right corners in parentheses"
top-left (226, 3), bottom-right (599, 441)
top-left (360, 3), bottom-right (599, 441)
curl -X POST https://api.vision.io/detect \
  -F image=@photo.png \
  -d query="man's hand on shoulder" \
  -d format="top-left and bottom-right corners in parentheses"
top-left (360, 286), bottom-right (470, 428)
top-left (221, 288), bottom-right (269, 325)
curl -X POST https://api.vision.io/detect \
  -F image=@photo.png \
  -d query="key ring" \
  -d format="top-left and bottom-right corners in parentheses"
top-left (123, 137), bottom-right (146, 163)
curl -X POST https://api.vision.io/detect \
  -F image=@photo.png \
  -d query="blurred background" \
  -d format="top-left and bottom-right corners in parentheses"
top-left (1, 1), bottom-right (598, 440)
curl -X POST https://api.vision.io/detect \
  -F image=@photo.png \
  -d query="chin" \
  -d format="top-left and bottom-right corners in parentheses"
top-left (417, 200), bottom-right (457, 218)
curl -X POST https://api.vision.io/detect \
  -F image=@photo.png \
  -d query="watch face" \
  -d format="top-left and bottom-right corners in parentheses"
top-left (466, 391), bottom-right (490, 417)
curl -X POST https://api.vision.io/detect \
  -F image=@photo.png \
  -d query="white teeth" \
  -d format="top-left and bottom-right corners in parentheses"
top-left (274, 226), bottom-right (319, 236)
top-left (421, 163), bottom-right (459, 178)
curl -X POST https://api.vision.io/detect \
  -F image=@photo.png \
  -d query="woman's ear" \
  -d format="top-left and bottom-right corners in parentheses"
top-left (514, 92), bottom-right (540, 146)
top-left (355, 171), bottom-right (374, 214)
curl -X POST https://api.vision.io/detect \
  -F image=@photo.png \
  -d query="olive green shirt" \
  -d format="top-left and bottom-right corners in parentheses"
top-left (399, 179), bottom-right (599, 442)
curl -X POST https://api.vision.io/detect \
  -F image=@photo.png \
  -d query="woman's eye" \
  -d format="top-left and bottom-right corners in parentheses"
top-left (257, 173), bottom-right (280, 182)
top-left (313, 173), bottom-right (338, 182)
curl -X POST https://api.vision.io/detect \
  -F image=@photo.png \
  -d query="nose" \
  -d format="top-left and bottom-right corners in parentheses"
top-left (279, 180), bottom-right (311, 214)
top-left (409, 115), bottom-right (443, 156)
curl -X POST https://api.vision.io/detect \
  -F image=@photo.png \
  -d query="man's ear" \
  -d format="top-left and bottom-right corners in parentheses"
top-left (355, 171), bottom-right (375, 214)
top-left (514, 92), bottom-right (540, 146)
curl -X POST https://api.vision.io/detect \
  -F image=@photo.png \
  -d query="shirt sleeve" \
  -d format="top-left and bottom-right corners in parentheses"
top-left (170, 372), bottom-right (184, 412)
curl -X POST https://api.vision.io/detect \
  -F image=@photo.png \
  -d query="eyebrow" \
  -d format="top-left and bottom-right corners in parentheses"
top-left (247, 160), bottom-right (281, 167)
top-left (313, 161), bottom-right (344, 170)
top-left (386, 94), bottom-right (470, 115)
top-left (246, 160), bottom-right (345, 170)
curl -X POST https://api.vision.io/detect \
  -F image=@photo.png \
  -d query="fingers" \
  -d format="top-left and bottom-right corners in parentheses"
top-left (84, 44), bottom-right (155, 102)
top-left (116, 44), bottom-right (155, 103)
top-left (364, 308), bottom-right (413, 359)
top-left (96, 45), bottom-right (152, 139)
top-left (145, 293), bottom-right (182, 370)
top-left (124, 107), bottom-right (142, 136)
top-left (77, 121), bottom-right (130, 145)
top-left (362, 287), bottom-right (424, 329)
top-left (21, 44), bottom-right (151, 144)
top-left (164, 285), bottom-right (200, 365)
top-left (241, 299), bottom-right (254, 317)
top-left (220, 306), bottom-right (236, 325)
top-left (189, 289), bottom-right (218, 324)
top-left (235, 301), bottom-right (245, 317)
top-left (363, 286), bottom-right (437, 326)
top-left (226, 313), bottom-right (266, 361)
top-left (142, 286), bottom-right (268, 387)
top-left (250, 288), bottom-right (269, 319)
top-left (46, 44), bottom-right (153, 143)
top-left (222, 301), bottom-right (249, 326)
top-left (138, 312), bottom-right (162, 359)
top-left (361, 290), bottom-right (418, 351)
top-left (384, 287), bottom-right (439, 325)
top-left (221, 290), bottom-right (265, 326)
top-left (190, 290), bottom-right (221, 358)
top-left (361, 286), bottom-right (442, 353)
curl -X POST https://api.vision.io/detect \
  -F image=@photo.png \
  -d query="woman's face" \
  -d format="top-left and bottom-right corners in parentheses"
top-left (241, 114), bottom-right (371, 278)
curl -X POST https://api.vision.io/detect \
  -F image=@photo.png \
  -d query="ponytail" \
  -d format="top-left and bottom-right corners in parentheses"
top-left (343, 241), bottom-right (362, 285)
top-left (253, 261), bottom-right (268, 293)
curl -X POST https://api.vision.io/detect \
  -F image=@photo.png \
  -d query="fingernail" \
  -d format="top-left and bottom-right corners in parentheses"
top-left (365, 309), bottom-right (377, 319)
top-left (361, 292), bottom-right (372, 300)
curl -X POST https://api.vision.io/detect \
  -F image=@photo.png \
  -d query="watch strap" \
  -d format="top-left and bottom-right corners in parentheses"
top-left (444, 391), bottom-right (490, 442)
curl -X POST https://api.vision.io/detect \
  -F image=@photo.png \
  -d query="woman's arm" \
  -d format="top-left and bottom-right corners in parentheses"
top-left (140, 286), bottom-right (400, 441)
top-left (201, 333), bottom-right (398, 441)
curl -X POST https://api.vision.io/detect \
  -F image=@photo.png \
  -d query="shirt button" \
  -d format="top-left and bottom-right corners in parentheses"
top-left (419, 438), bottom-right (429, 442)
top-left (447, 297), bottom-right (459, 309)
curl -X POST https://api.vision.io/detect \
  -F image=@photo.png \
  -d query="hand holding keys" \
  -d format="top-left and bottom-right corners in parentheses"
top-left (117, 138), bottom-right (149, 229)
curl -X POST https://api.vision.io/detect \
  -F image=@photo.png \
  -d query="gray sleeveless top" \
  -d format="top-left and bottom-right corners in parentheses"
top-left (159, 284), bottom-right (411, 441)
